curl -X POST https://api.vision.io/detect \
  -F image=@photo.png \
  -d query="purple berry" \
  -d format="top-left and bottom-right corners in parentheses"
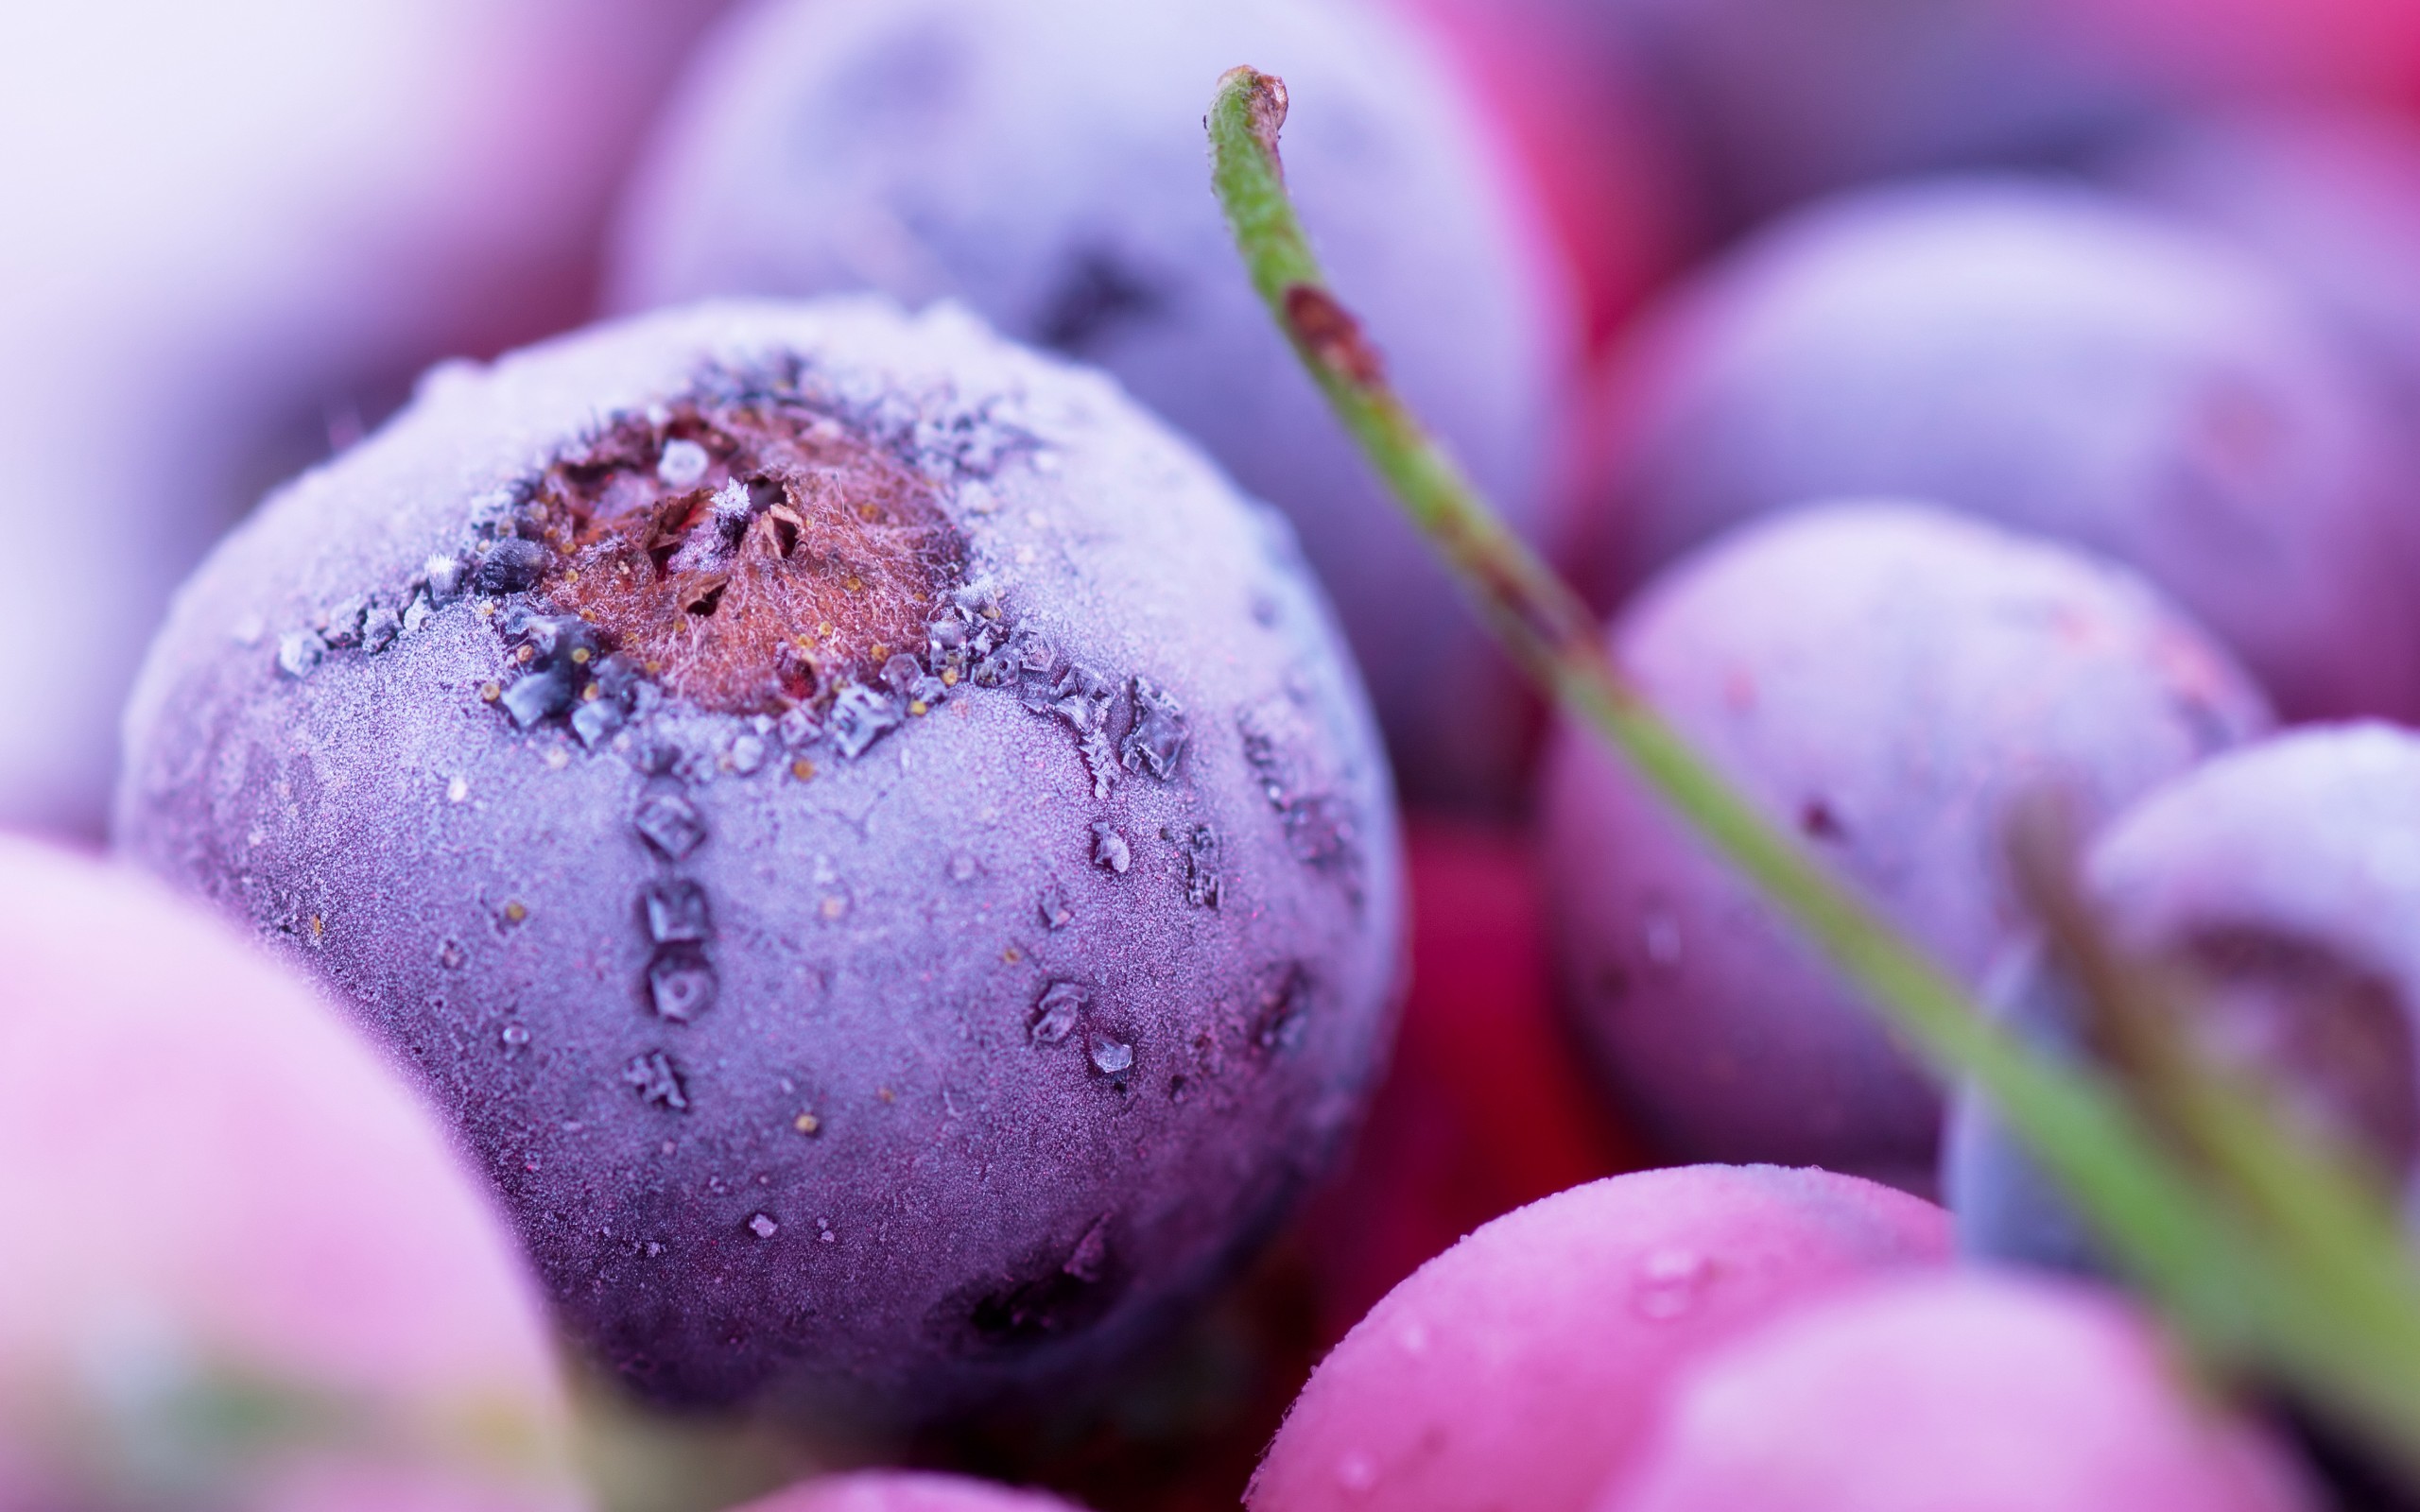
top-left (113, 299), bottom-right (1403, 1427)
top-left (605, 0), bottom-right (1579, 808)
top-left (1564, 0), bottom-right (2417, 232)
top-left (1595, 1272), bottom-right (2320, 1512)
top-left (1590, 177), bottom-right (2420, 721)
top-left (0, 835), bottom-right (581, 1510)
top-left (2112, 107), bottom-right (2420, 423)
top-left (1541, 503), bottom-right (2271, 1188)
top-left (1251, 1165), bottom-right (1947, 1512)
top-left (0, 0), bottom-right (730, 839)
top-left (1949, 722), bottom-right (2420, 1271)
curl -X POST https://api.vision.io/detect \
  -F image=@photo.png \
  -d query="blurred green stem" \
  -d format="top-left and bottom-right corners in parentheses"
top-left (1209, 62), bottom-right (2420, 1484)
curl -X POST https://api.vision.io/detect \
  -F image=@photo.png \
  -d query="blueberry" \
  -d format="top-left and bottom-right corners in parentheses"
top-left (1599, 1274), bottom-right (2317, 1512)
top-left (2111, 107), bottom-right (2420, 430)
top-left (605, 0), bottom-right (1577, 809)
top-left (1540, 503), bottom-right (2272, 1188)
top-left (1561, 0), bottom-right (2413, 233)
top-left (1948, 722), bottom-right (2420, 1273)
top-left (1591, 177), bottom-right (2420, 722)
top-left (1250, 1165), bottom-right (1947, 1512)
top-left (0, 834), bottom-right (580, 1509)
top-left (114, 299), bottom-right (1402, 1427)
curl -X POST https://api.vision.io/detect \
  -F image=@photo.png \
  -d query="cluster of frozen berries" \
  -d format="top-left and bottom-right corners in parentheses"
top-left (15, 0), bottom-right (2420, 1507)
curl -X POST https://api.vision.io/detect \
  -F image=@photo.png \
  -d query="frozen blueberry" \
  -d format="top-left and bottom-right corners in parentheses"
top-left (1596, 1273), bottom-right (2319, 1512)
top-left (1560, 0), bottom-right (2416, 233)
top-left (1540, 503), bottom-right (2272, 1189)
top-left (2110, 106), bottom-right (2420, 424)
top-left (114, 298), bottom-right (1402, 1429)
top-left (1948, 723), bottom-right (2420, 1273)
top-left (0, 835), bottom-right (581, 1510)
top-left (606, 0), bottom-right (1579, 809)
top-left (1590, 177), bottom-right (2420, 721)
top-left (1251, 1165), bottom-right (1948, 1512)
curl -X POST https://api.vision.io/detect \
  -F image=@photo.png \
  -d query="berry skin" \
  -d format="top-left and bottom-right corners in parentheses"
top-left (2112, 107), bottom-right (2420, 423)
top-left (1590, 177), bottom-right (2420, 722)
top-left (605, 0), bottom-right (1579, 810)
top-left (0, 0), bottom-right (729, 839)
top-left (1949, 723), bottom-right (2420, 1272)
top-left (1594, 1272), bottom-right (2318, 1512)
top-left (1563, 0), bottom-right (2420, 233)
top-left (1542, 503), bottom-right (2271, 1188)
top-left (1249, 1165), bottom-right (1948, 1512)
top-left (735, 1472), bottom-right (1085, 1512)
top-left (0, 835), bottom-right (580, 1512)
top-left (113, 298), bottom-right (1403, 1430)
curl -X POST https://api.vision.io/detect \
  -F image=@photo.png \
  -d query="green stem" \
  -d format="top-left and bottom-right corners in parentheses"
top-left (1209, 62), bottom-right (2420, 1481)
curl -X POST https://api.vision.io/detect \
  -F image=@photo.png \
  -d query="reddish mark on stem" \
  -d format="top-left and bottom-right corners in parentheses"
top-left (1284, 284), bottom-right (1387, 387)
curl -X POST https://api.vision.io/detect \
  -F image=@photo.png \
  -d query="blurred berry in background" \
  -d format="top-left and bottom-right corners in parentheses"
top-left (0, 0), bottom-right (730, 839)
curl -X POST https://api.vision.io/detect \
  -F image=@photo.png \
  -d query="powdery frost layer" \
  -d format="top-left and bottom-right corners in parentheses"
top-left (0, 835), bottom-right (581, 1512)
top-left (114, 298), bottom-right (1403, 1426)
top-left (607, 0), bottom-right (1578, 808)
top-left (1249, 1165), bottom-right (1949, 1512)
top-left (1543, 503), bottom-right (2272, 1188)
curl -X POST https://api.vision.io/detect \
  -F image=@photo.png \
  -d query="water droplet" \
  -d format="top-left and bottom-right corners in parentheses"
top-left (1091, 822), bottom-right (1132, 875)
top-left (624, 1052), bottom-right (689, 1111)
top-left (1641, 910), bottom-right (1685, 971)
top-left (648, 948), bottom-right (717, 1022)
top-left (501, 669), bottom-right (574, 729)
top-left (1119, 676), bottom-right (1188, 780)
top-left (948, 851), bottom-right (979, 883)
top-left (445, 775), bottom-right (470, 804)
top-left (276, 630), bottom-right (324, 679)
top-left (1038, 885), bottom-right (1074, 930)
top-left (1631, 1247), bottom-right (1713, 1321)
top-left (634, 793), bottom-right (706, 860)
top-left (641, 879), bottom-right (713, 944)
top-left (657, 438), bottom-right (710, 488)
top-left (747, 1212), bottom-right (779, 1240)
top-left (1169, 823), bottom-right (1222, 908)
top-left (775, 704), bottom-right (820, 749)
top-left (827, 682), bottom-right (904, 759)
top-left (1088, 1034), bottom-right (1134, 1076)
top-left (500, 1023), bottom-right (531, 1051)
top-left (1032, 982), bottom-right (1083, 1045)
top-left (1335, 1452), bottom-right (1377, 1494)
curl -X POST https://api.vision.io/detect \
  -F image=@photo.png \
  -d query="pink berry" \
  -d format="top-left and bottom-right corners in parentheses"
top-left (1596, 1272), bottom-right (2318, 1512)
top-left (0, 834), bottom-right (581, 1511)
top-left (1249, 1164), bottom-right (1949, 1512)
